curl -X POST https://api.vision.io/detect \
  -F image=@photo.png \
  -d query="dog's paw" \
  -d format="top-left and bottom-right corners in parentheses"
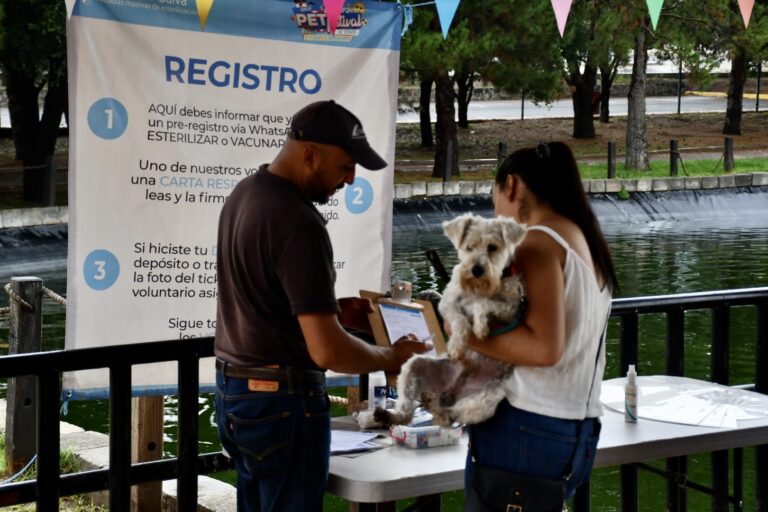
top-left (372, 407), bottom-right (393, 426)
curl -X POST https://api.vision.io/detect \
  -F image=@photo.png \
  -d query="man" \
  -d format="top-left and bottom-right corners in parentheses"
top-left (214, 100), bottom-right (429, 511)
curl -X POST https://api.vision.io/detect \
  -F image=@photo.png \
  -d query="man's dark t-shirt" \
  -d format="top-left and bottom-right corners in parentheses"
top-left (214, 165), bottom-right (340, 369)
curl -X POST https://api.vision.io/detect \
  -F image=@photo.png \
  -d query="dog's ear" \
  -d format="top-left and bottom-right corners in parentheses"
top-left (442, 214), bottom-right (475, 249)
top-left (498, 217), bottom-right (527, 246)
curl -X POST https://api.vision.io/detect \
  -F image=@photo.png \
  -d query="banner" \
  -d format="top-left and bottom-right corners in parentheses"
top-left (65, 0), bottom-right (401, 391)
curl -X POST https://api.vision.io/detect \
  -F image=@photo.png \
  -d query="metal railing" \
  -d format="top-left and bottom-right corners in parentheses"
top-left (0, 286), bottom-right (767, 511)
top-left (0, 337), bottom-right (234, 511)
top-left (599, 287), bottom-right (768, 512)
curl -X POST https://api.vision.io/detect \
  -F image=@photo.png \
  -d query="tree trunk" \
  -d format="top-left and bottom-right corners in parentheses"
top-left (599, 64), bottom-right (615, 123)
top-left (625, 25), bottom-right (650, 170)
top-left (419, 76), bottom-right (434, 148)
top-left (4, 65), bottom-right (67, 203)
top-left (723, 46), bottom-right (747, 135)
top-left (569, 65), bottom-right (597, 139)
top-left (432, 70), bottom-right (459, 179)
top-left (456, 71), bottom-right (474, 129)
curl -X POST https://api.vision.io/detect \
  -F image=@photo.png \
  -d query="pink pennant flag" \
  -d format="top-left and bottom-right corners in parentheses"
top-left (324, 0), bottom-right (345, 35)
top-left (550, 0), bottom-right (573, 37)
top-left (738, 0), bottom-right (755, 28)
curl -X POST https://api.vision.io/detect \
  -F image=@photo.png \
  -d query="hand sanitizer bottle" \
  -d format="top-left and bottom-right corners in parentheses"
top-left (625, 364), bottom-right (638, 423)
top-left (368, 371), bottom-right (387, 410)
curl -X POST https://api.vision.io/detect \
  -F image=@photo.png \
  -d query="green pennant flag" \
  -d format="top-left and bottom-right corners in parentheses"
top-left (646, 0), bottom-right (664, 30)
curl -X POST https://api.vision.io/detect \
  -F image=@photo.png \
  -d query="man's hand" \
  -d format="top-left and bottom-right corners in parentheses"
top-left (390, 333), bottom-right (432, 368)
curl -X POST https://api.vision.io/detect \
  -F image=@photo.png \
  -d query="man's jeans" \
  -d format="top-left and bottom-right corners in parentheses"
top-left (215, 370), bottom-right (331, 512)
top-left (466, 400), bottom-right (601, 500)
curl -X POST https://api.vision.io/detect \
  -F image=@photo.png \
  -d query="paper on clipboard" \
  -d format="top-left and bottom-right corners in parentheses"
top-left (378, 302), bottom-right (436, 355)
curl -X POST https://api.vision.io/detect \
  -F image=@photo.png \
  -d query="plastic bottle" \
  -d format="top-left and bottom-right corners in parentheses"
top-left (368, 371), bottom-right (387, 410)
top-left (625, 364), bottom-right (638, 423)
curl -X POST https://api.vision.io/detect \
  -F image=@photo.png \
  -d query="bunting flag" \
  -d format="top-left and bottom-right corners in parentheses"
top-left (435, 0), bottom-right (460, 39)
top-left (738, 0), bottom-right (755, 28)
top-left (550, 0), bottom-right (573, 37)
top-left (65, 0), bottom-right (76, 19)
top-left (646, 0), bottom-right (664, 30)
top-left (324, 0), bottom-right (346, 34)
top-left (196, 0), bottom-right (214, 30)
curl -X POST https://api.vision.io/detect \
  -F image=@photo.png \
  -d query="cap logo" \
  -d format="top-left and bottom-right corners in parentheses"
top-left (351, 123), bottom-right (366, 140)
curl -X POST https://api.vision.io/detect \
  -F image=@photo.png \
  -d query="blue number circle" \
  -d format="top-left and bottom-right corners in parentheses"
top-left (344, 177), bottom-right (374, 214)
top-left (87, 98), bottom-right (128, 140)
top-left (84, 249), bottom-right (120, 291)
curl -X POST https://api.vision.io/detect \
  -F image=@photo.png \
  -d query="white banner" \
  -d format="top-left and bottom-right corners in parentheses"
top-left (65, 0), bottom-right (401, 392)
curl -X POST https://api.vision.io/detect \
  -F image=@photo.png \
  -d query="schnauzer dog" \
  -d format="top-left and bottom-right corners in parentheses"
top-left (375, 213), bottom-right (527, 427)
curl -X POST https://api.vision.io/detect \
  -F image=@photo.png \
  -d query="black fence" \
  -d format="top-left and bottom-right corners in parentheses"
top-left (0, 286), bottom-right (767, 511)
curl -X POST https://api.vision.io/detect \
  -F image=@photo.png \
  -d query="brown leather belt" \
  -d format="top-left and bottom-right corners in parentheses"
top-left (215, 358), bottom-right (325, 387)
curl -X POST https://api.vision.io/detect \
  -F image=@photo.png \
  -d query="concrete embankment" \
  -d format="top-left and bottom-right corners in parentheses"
top-left (2, 173), bottom-right (768, 229)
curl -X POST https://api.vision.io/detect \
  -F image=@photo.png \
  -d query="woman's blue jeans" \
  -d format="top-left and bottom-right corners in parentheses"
top-left (215, 370), bottom-right (331, 512)
top-left (466, 400), bottom-right (601, 501)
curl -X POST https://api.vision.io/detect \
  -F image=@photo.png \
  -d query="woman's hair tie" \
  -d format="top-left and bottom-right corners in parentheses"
top-left (536, 143), bottom-right (551, 159)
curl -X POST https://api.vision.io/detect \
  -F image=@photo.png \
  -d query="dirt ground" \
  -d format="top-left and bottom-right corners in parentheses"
top-left (395, 111), bottom-right (768, 163)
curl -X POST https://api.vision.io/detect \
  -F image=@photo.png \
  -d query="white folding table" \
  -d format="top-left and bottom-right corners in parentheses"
top-left (327, 376), bottom-right (768, 507)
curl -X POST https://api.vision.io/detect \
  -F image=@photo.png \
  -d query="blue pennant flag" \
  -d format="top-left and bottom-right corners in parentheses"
top-left (435, 0), bottom-right (460, 39)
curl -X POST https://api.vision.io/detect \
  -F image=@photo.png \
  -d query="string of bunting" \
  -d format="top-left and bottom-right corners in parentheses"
top-left (63, 0), bottom-right (758, 38)
top-left (392, 0), bottom-right (758, 39)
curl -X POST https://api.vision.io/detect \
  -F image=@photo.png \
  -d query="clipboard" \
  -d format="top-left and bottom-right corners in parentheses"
top-left (360, 290), bottom-right (447, 385)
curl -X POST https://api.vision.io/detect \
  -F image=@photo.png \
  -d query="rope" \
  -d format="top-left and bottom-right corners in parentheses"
top-left (3, 283), bottom-right (34, 312)
top-left (329, 394), bottom-right (349, 406)
top-left (0, 454), bottom-right (37, 484)
top-left (42, 286), bottom-right (67, 306)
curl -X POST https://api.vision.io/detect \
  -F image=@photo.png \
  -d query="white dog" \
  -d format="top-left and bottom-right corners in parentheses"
top-left (375, 214), bottom-right (527, 427)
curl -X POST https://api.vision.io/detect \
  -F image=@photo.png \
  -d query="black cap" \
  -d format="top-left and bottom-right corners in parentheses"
top-left (289, 100), bottom-right (387, 170)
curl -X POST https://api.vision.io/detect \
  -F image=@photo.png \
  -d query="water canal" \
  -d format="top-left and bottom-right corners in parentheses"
top-left (1, 186), bottom-right (767, 510)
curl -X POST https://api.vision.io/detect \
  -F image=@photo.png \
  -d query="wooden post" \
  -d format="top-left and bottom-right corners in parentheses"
top-left (607, 142), bottom-right (617, 179)
top-left (497, 142), bottom-right (508, 169)
top-left (42, 157), bottom-right (57, 207)
top-left (724, 137), bottom-right (734, 173)
top-left (670, 140), bottom-right (679, 177)
top-left (131, 396), bottom-right (164, 511)
top-left (5, 277), bottom-right (42, 474)
top-left (346, 386), bottom-right (360, 416)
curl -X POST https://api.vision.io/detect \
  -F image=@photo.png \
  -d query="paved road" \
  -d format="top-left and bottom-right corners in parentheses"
top-left (2, 95), bottom-right (763, 128)
top-left (396, 95), bottom-right (767, 123)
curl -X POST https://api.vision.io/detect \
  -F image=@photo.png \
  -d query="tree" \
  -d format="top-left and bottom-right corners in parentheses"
top-left (659, 0), bottom-right (768, 135)
top-left (560, 0), bottom-right (635, 135)
top-left (722, 0), bottom-right (768, 134)
top-left (0, 0), bottom-right (68, 203)
top-left (625, 15), bottom-right (652, 170)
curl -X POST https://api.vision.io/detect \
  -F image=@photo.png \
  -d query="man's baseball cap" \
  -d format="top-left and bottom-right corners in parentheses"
top-left (289, 100), bottom-right (387, 170)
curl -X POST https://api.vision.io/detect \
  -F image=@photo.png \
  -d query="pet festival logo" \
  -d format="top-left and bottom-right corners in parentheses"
top-left (291, 1), bottom-right (369, 42)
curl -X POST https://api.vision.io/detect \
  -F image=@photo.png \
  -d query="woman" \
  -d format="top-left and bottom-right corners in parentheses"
top-left (463, 142), bottom-right (618, 509)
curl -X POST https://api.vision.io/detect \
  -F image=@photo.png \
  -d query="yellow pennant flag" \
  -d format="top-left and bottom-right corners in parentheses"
top-left (196, 0), bottom-right (214, 30)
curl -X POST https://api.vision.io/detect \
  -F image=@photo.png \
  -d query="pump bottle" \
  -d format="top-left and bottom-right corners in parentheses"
top-left (367, 371), bottom-right (387, 410)
top-left (625, 364), bottom-right (638, 423)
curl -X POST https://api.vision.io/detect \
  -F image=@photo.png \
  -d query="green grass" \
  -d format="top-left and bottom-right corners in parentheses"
top-left (578, 157), bottom-right (768, 180)
top-left (0, 436), bottom-right (106, 511)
